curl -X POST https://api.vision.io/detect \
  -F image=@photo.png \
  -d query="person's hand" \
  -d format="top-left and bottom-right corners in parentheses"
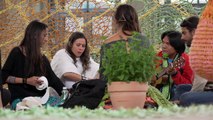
top-left (166, 67), bottom-right (177, 76)
top-left (150, 75), bottom-right (157, 86)
top-left (26, 76), bottom-right (43, 87)
top-left (94, 73), bottom-right (100, 79)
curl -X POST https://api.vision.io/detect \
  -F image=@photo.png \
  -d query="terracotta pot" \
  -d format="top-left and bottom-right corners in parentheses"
top-left (108, 81), bottom-right (148, 109)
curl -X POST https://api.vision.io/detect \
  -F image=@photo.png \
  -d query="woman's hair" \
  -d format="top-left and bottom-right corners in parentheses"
top-left (20, 20), bottom-right (48, 76)
top-left (114, 4), bottom-right (141, 36)
top-left (66, 32), bottom-right (90, 72)
top-left (161, 30), bottom-right (185, 55)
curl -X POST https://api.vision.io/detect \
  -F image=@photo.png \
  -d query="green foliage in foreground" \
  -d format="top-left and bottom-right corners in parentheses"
top-left (0, 105), bottom-right (213, 119)
top-left (102, 33), bottom-right (157, 83)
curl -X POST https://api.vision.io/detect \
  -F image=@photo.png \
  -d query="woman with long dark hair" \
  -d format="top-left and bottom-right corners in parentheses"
top-left (107, 4), bottom-right (141, 41)
top-left (51, 32), bottom-right (99, 89)
top-left (100, 4), bottom-right (149, 81)
top-left (2, 20), bottom-right (64, 104)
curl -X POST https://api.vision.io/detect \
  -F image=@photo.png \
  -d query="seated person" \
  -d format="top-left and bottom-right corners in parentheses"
top-left (99, 4), bottom-right (150, 81)
top-left (51, 32), bottom-right (99, 89)
top-left (2, 20), bottom-right (64, 105)
top-left (170, 16), bottom-right (200, 103)
top-left (180, 16), bottom-right (199, 48)
top-left (152, 30), bottom-right (194, 100)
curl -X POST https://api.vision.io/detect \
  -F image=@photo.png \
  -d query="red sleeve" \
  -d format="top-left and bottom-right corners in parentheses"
top-left (172, 53), bottom-right (194, 85)
top-left (156, 51), bottom-right (163, 67)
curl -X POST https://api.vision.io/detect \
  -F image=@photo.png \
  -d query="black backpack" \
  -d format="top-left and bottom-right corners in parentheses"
top-left (61, 79), bottom-right (106, 109)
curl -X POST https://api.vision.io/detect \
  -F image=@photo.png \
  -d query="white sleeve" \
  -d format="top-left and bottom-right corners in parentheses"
top-left (85, 57), bottom-right (99, 79)
top-left (51, 49), bottom-right (81, 79)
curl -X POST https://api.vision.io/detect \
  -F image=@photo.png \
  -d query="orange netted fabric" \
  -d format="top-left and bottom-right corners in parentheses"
top-left (190, 0), bottom-right (213, 81)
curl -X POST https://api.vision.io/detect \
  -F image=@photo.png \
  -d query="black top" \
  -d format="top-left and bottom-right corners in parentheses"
top-left (2, 47), bottom-right (64, 102)
top-left (0, 70), bottom-right (2, 92)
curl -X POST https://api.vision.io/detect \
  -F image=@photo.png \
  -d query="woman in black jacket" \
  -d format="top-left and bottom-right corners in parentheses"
top-left (2, 20), bottom-right (64, 104)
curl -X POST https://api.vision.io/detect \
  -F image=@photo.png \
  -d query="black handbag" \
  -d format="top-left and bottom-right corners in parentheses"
top-left (61, 79), bottom-right (106, 109)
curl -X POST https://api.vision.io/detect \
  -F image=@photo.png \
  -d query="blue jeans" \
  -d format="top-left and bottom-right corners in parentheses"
top-left (171, 84), bottom-right (192, 101)
top-left (179, 91), bottom-right (213, 106)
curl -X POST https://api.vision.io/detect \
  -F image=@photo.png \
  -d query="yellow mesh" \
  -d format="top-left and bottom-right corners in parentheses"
top-left (0, 0), bottom-right (115, 62)
top-left (0, 0), bottom-right (206, 65)
top-left (190, 0), bottom-right (213, 81)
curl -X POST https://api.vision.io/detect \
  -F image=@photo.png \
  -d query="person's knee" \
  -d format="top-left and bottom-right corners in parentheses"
top-left (1, 88), bottom-right (11, 107)
top-left (176, 84), bottom-right (192, 92)
top-left (171, 84), bottom-right (192, 101)
top-left (179, 93), bottom-right (192, 107)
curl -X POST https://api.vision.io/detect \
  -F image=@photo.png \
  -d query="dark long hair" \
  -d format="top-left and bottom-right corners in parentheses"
top-left (65, 32), bottom-right (90, 72)
top-left (180, 16), bottom-right (199, 32)
top-left (20, 20), bottom-right (47, 76)
top-left (114, 4), bottom-right (141, 36)
top-left (161, 30), bottom-right (185, 55)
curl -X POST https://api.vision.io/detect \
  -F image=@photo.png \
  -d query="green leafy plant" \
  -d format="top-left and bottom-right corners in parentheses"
top-left (102, 32), bottom-right (157, 83)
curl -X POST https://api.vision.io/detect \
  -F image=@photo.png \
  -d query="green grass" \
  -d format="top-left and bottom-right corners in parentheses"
top-left (0, 105), bottom-right (213, 119)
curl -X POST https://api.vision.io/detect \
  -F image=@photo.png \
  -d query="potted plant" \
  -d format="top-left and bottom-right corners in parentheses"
top-left (101, 32), bottom-right (157, 109)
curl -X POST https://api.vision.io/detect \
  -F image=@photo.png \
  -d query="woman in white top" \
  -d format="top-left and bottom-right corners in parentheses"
top-left (51, 32), bottom-right (99, 88)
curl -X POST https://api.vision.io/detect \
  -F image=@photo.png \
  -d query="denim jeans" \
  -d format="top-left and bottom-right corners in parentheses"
top-left (179, 91), bottom-right (213, 107)
top-left (171, 84), bottom-right (192, 101)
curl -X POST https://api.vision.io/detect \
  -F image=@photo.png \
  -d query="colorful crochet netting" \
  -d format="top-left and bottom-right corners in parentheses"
top-left (190, 0), bottom-right (213, 81)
